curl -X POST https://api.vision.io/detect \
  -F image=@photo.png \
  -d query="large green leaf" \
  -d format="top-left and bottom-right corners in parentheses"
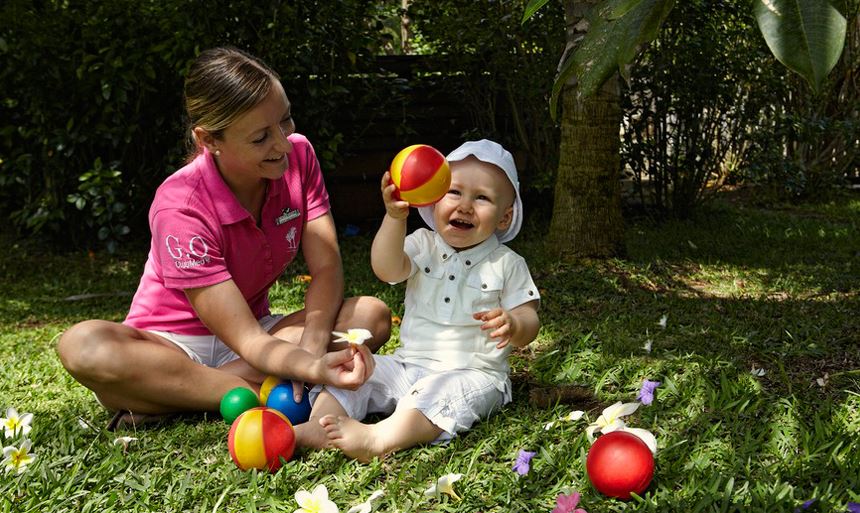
top-left (754, 0), bottom-right (847, 93)
top-left (522, 0), bottom-right (553, 23)
top-left (550, 0), bottom-right (674, 117)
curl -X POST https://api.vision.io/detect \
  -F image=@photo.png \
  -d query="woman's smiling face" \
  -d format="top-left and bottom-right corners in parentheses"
top-left (213, 80), bottom-right (295, 183)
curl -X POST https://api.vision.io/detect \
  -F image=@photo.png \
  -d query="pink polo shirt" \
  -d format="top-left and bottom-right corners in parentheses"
top-left (124, 133), bottom-right (330, 335)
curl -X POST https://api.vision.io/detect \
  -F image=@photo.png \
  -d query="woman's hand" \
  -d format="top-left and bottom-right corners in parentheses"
top-left (314, 343), bottom-right (375, 390)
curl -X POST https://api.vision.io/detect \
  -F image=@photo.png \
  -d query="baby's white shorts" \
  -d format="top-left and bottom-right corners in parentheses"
top-left (312, 355), bottom-right (510, 443)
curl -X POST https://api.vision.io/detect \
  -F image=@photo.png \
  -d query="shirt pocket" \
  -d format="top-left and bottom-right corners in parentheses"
top-left (411, 250), bottom-right (445, 307)
top-left (465, 270), bottom-right (504, 313)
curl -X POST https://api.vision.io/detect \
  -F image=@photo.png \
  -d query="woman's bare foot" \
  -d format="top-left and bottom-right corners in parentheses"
top-left (294, 416), bottom-right (330, 450)
top-left (319, 415), bottom-right (385, 463)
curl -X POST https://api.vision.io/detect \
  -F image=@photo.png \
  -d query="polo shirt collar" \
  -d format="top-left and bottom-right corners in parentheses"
top-left (433, 232), bottom-right (500, 268)
top-left (199, 147), bottom-right (283, 225)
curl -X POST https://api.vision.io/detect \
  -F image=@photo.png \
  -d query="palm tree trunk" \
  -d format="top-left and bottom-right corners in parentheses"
top-left (549, 0), bottom-right (625, 257)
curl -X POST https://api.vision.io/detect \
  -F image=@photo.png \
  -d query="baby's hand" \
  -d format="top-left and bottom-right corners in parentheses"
top-left (381, 171), bottom-right (410, 220)
top-left (473, 308), bottom-right (516, 349)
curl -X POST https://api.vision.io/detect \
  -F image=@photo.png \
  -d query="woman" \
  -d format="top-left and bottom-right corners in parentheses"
top-left (57, 47), bottom-right (390, 430)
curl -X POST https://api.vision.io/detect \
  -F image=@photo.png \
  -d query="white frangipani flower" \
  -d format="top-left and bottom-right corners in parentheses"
top-left (585, 401), bottom-right (640, 441)
top-left (1, 408), bottom-right (33, 438)
top-left (643, 339), bottom-right (653, 353)
top-left (544, 421), bottom-right (555, 430)
top-left (346, 490), bottom-right (384, 513)
top-left (3, 439), bottom-right (36, 474)
top-left (566, 410), bottom-right (585, 422)
top-left (751, 366), bottom-right (766, 377)
top-left (112, 436), bottom-right (138, 452)
top-left (295, 484), bottom-right (339, 513)
top-left (657, 314), bottom-right (668, 329)
top-left (619, 427), bottom-right (658, 454)
top-left (332, 328), bottom-right (373, 346)
top-left (424, 473), bottom-right (463, 500)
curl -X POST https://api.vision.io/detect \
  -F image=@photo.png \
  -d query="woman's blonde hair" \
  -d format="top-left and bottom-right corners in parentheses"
top-left (184, 47), bottom-right (280, 155)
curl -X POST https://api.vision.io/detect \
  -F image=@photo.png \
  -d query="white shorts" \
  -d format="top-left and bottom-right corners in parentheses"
top-left (148, 314), bottom-right (284, 368)
top-left (313, 355), bottom-right (510, 443)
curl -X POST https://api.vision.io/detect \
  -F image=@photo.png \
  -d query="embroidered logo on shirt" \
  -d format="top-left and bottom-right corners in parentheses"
top-left (165, 235), bottom-right (211, 269)
top-left (275, 207), bottom-right (301, 225)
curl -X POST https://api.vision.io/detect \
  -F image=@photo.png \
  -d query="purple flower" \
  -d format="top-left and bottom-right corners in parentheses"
top-left (795, 498), bottom-right (816, 512)
top-left (552, 492), bottom-right (587, 513)
top-left (847, 502), bottom-right (860, 513)
top-left (512, 449), bottom-right (536, 476)
top-left (638, 379), bottom-right (662, 405)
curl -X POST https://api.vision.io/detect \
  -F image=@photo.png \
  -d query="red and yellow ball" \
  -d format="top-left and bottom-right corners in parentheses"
top-left (227, 407), bottom-right (295, 472)
top-left (389, 144), bottom-right (451, 206)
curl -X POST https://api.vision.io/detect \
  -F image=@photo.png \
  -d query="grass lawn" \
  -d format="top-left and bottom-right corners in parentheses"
top-left (1, 192), bottom-right (858, 512)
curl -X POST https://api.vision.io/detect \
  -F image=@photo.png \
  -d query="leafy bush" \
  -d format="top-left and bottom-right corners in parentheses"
top-left (407, 0), bottom-right (565, 194)
top-left (0, 0), bottom-right (403, 251)
top-left (741, 0), bottom-right (859, 201)
top-left (620, 0), bottom-right (783, 217)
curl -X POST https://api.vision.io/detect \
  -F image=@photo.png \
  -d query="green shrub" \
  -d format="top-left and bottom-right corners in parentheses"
top-left (620, 1), bottom-right (783, 217)
top-left (407, 0), bottom-right (565, 195)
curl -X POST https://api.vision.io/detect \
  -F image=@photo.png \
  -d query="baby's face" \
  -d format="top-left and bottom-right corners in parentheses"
top-left (432, 156), bottom-right (515, 250)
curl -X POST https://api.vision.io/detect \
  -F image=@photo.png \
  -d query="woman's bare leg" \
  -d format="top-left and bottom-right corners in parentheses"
top-left (57, 296), bottom-right (390, 414)
top-left (56, 320), bottom-right (254, 414)
top-left (320, 408), bottom-right (443, 463)
top-left (268, 296), bottom-right (391, 352)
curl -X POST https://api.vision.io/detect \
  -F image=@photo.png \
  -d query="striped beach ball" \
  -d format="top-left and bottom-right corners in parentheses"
top-left (389, 144), bottom-right (451, 206)
top-left (259, 375), bottom-right (282, 405)
top-left (227, 407), bottom-right (295, 472)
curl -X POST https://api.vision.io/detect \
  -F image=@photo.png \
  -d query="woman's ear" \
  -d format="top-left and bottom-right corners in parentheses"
top-left (192, 127), bottom-right (218, 154)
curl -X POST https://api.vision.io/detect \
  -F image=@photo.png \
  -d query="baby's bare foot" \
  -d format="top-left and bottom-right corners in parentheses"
top-left (319, 415), bottom-right (385, 463)
top-left (294, 417), bottom-right (330, 450)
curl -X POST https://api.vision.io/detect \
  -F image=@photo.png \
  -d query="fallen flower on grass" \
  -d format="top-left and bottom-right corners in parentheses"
top-left (794, 498), bottom-right (816, 512)
top-left (297, 275), bottom-right (313, 283)
top-left (586, 401), bottom-right (657, 454)
top-left (512, 449), bottom-right (536, 476)
top-left (637, 380), bottom-right (661, 406)
top-left (643, 339), bottom-right (653, 353)
top-left (566, 410), bottom-right (585, 421)
top-left (585, 402), bottom-right (639, 441)
top-left (552, 491), bottom-right (587, 513)
top-left (657, 314), bottom-right (668, 329)
top-left (1, 407), bottom-right (33, 438)
top-left (346, 490), bottom-right (384, 513)
top-left (751, 366), bottom-right (766, 377)
top-left (816, 373), bottom-right (829, 387)
top-left (545, 411), bottom-right (585, 430)
top-left (332, 329), bottom-right (373, 346)
top-left (3, 439), bottom-right (36, 475)
top-left (112, 436), bottom-right (138, 452)
top-left (424, 473), bottom-right (462, 500)
top-left (295, 484), bottom-right (339, 513)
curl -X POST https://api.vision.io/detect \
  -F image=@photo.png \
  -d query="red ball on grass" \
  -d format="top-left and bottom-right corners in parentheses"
top-left (586, 431), bottom-right (654, 499)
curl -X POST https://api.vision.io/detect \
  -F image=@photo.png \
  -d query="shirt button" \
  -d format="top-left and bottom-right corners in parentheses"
top-left (529, 290), bottom-right (535, 296)
top-left (482, 283), bottom-right (487, 289)
top-left (449, 275), bottom-right (455, 280)
top-left (442, 253), bottom-right (448, 259)
top-left (465, 260), bottom-right (471, 265)
top-left (444, 297), bottom-right (450, 303)
top-left (424, 267), bottom-right (430, 273)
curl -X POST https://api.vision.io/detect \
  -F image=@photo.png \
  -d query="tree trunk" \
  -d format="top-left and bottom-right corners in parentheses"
top-left (549, 0), bottom-right (625, 257)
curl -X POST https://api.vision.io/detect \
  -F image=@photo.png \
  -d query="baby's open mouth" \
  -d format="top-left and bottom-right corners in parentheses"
top-left (450, 219), bottom-right (473, 229)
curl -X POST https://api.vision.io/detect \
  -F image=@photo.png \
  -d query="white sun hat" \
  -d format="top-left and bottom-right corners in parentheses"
top-left (417, 139), bottom-right (523, 243)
